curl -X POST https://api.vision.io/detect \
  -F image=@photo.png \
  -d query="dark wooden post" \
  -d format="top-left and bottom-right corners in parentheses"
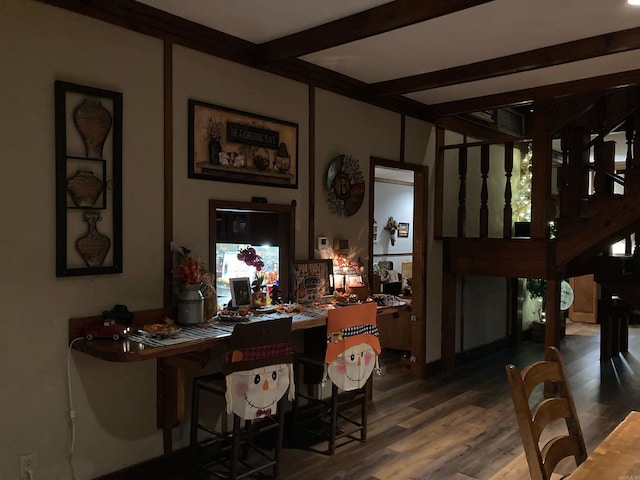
top-left (441, 271), bottom-right (457, 372)
top-left (564, 127), bottom-right (590, 220)
top-left (480, 144), bottom-right (490, 238)
top-left (544, 278), bottom-right (562, 353)
top-left (593, 140), bottom-right (615, 194)
top-left (599, 287), bottom-right (613, 361)
top-left (434, 126), bottom-right (445, 239)
top-left (457, 147), bottom-right (467, 238)
top-left (530, 105), bottom-right (553, 239)
top-left (503, 143), bottom-right (513, 239)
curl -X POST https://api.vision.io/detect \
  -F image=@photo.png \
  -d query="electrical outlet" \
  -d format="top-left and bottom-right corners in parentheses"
top-left (20, 453), bottom-right (36, 480)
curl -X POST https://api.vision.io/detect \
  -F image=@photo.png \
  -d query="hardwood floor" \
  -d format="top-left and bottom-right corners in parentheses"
top-left (275, 321), bottom-right (640, 480)
top-left (102, 321), bottom-right (639, 480)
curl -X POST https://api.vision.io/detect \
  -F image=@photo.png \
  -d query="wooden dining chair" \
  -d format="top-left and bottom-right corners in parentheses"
top-left (505, 346), bottom-right (588, 480)
top-left (293, 302), bottom-right (381, 455)
top-left (190, 317), bottom-right (295, 479)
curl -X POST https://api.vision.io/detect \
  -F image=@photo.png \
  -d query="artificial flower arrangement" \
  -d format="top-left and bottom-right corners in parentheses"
top-left (237, 246), bottom-right (268, 306)
top-left (174, 253), bottom-right (206, 286)
top-left (171, 242), bottom-right (217, 319)
top-left (237, 246), bottom-right (265, 271)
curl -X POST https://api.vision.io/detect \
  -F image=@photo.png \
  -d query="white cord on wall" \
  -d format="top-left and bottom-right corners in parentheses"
top-left (67, 337), bottom-right (84, 480)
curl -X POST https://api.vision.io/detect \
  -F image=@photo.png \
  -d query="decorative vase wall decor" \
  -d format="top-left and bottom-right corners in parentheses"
top-left (55, 81), bottom-right (122, 277)
top-left (67, 169), bottom-right (103, 207)
top-left (73, 98), bottom-right (113, 159)
top-left (325, 154), bottom-right (365, 216)
top-left (76, 212), bottom-right (111, 267)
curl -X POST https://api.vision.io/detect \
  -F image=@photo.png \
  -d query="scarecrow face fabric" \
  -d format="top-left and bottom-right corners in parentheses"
top-left (226, 363), bottom-right (292, 419)
top-left (325, 302), bottom-right (381, 391)
top-left (223, 317), bottom-right (295, 420)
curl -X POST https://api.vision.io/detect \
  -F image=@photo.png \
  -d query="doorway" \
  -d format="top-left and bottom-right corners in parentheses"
top-left (369, 158), bottom-right (428, 378)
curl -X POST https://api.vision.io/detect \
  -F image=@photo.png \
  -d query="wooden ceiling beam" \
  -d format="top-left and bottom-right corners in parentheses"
top-left (257, 0), bottom-right (494, 64)
top-left (371, 27), bottom-right (640, 96)
top-left (429, 69), bottom-right (640, 118)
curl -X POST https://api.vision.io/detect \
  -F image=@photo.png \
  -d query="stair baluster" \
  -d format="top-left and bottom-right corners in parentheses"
top-left (503, 143), bottom-right (513, 239)
top-left (480, 145), bottom-right (489, 238)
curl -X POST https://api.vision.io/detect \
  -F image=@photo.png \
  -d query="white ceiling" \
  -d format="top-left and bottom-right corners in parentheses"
top-left (136, 0), bottom-right (640, 108)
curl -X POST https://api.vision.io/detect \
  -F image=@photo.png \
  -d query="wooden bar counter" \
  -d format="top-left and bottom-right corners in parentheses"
top-left (69, 303), bottom-right (405, 454)
top-left (69, 307), bottom-right (328, 454)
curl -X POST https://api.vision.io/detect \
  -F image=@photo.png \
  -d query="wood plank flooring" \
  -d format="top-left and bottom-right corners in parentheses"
top-left (102, 321), bottom-right (640, 480)
top-left (275, 321), bottom-right (640, 480)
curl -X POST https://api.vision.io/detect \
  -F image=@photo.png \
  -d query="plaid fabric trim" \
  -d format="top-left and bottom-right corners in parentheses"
top-left (225, 342), bottom-right (293, 364)
top-left (327, 324), bottom-right (379, 343)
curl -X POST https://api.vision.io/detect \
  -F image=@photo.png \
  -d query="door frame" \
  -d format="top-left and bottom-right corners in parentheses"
top-left (369, 157), bottom-right (428, 378)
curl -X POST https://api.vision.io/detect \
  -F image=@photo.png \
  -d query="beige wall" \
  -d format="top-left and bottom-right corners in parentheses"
top-left (0, 1), bottom-right (443, 478)
top-left (314, 89), bottom-right (401, 264)
top-left (171, 45), bottom-right (310, 260)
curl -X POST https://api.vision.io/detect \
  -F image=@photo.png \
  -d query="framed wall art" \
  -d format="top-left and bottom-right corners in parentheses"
top-left (398, 222), bottom-right (410, 238)
top-left (290, 259), bottom-right (333, 304)
top-left (188, 99), bottom-right (298, 188)
top-left (55, 80), bottom-right (123, 277)
top-left (230, 277), bottom-right (252, 307)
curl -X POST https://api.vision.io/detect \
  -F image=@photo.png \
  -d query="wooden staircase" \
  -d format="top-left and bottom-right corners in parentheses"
top-left (435, 85), bottom-right (640, 370)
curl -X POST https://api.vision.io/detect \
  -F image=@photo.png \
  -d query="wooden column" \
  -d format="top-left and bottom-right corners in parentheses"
top-left (593, 140), bottom-right (615, 194)
top-left (544, 278), bottom-right (562, 353)
top-left (434, 126), bottom-right (445, 239)
top-left (441, 271), bottom-right (457, 372)
top-left (530, 105), bottom-right (553, 239)
top-left (457, 147), bottom-right (467, 238)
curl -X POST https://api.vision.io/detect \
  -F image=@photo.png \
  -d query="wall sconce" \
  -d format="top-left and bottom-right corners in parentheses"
top-left (275, 142), bottom-right (290, 173)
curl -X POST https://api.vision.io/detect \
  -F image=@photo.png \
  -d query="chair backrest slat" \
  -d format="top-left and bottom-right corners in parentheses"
top-left (505, 346), bottom-right (588, 480)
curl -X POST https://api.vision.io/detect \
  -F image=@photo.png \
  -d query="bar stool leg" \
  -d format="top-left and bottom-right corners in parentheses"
top-left (230, 414), bottom-right (241, 480)
top-left (361, 379), bottom-right (370, 442)
top-left (275, 398), bottom-right (285, 478)
top-left (329, 383), bottom-right (338, 455)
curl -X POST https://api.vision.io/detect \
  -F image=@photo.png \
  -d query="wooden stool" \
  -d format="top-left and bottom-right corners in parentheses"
top-left (292, 303), bottom-right (380, 455)
top-left (190, 317), bottom-right (294, 479)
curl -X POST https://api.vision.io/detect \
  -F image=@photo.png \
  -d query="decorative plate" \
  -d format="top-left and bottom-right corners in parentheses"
top-left (325, 154), bottom-right (365, 216)
top-left (216, 311), bottom-right (253, 322)
top-left (138, 326), bottom-right (182, 339)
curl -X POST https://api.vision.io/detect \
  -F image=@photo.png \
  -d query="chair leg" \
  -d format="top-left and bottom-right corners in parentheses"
top-left (274, 398), bottom-right (286, 478)
top-left (230, 414), bottom-right (241, 480)
top-left (329, 383), bottom-right (339, 455)
top-left (361, 378), bottom-right (371, 442)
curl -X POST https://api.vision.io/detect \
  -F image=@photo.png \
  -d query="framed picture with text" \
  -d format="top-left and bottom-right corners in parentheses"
top-left (188, 99), bottom-right (298, 188)
top-left (290, 259), bottom-right (333, 303)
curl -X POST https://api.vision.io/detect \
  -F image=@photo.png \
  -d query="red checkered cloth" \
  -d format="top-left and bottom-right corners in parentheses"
top-left (226, 342), bottom-right (294, 364)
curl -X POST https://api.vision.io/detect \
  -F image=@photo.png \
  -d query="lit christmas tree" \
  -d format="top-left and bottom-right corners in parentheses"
top-left (513, 143), bottom-right (533, 222)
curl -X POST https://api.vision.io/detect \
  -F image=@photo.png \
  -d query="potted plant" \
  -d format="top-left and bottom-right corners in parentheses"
top-left (526, 278), bottom-right (546, 322)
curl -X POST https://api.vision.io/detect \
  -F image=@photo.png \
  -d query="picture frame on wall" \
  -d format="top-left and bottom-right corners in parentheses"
top-left (290, 259), bottom-right (333, 303)
top-left (398, 222), bottom-right (410, 238)
top-left (230, 277), bottom-right (252, 307)
top-left (188, 99), bottom-right (299, 188)
top-left (54, 80), bottom-right (123, 277)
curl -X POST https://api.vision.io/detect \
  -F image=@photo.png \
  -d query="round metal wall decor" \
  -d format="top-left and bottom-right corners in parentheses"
top-left (325, 154), bottom-right (365, 216)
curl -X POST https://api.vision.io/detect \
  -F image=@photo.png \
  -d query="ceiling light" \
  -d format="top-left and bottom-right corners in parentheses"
top-left (629, 0), bottom-right (640, 5)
